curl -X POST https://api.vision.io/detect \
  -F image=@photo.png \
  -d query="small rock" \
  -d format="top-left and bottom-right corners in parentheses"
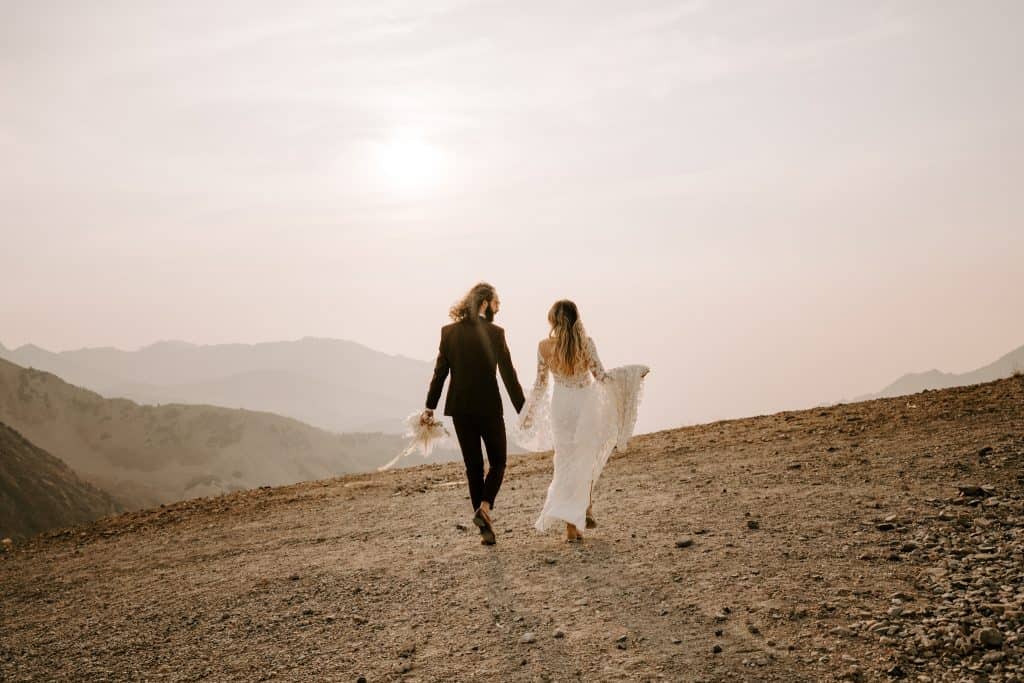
top-left (712, 644), bottom-right (722, 654)
top-left (520, 632), bottom-right (536, 644)
top-left (675, 537), bottom-right (694, 548)
top-left (552, 628), bottom-right (565, 639)
top-left (875, 523), bottom-right (896, 531)
top-left (977, 627), bottom-right (1003, 648)
top-left (957, 484), bottom-right (993, 498)
top-left (746, 520), bottom-right (760, 530)
top-left (615, 634), bottom-right (628, 643)
top-left (455, 522), bottom-right (469, 531)
top-left (884, 664), bottom-right (905, 678)
top-left (544, 557), bottom-right (557, 565)
top-left (671, 638), bottom-right (682, 645)
top-left (288, 574), bottom-right (300, 581)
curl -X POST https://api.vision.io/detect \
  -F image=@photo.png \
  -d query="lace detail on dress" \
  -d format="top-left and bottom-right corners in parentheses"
top-left (512, 348), bottom-right (554, 451)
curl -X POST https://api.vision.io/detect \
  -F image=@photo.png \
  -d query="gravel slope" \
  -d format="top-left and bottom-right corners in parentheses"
top-left (2, 376), bottom-right (1022, 682)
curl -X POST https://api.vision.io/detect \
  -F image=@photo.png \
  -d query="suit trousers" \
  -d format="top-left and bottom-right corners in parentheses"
top-left (451, 413), bottom-right (507, 511)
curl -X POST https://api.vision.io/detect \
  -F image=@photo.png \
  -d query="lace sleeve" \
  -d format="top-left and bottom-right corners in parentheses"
top-left (587, 337), bottom-right (608, 382)
top-left (511, 347), bottom-right (554, 451)
top-left (525, 348), bottom-right (550, 420)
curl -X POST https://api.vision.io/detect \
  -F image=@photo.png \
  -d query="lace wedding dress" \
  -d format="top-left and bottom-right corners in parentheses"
top-left (513, 337), bottom-right (648, 532)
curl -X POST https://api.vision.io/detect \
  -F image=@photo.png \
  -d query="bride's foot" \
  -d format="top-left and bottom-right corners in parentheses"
top-left (566, 523), bottom-right (583, 543)
top-left (585, 507), bottom-right (597, 530)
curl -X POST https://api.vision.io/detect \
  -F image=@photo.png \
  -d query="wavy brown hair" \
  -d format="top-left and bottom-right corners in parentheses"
top-left (449, 282), bottom-right (497, 322)
top-left (547, 299), bottom-right (588, 374)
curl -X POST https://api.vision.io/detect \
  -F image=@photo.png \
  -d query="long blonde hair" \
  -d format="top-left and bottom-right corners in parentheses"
top-left (449, 282), bottom-right (496, 322)
top-left (547, 300), bottom-right (588, 374)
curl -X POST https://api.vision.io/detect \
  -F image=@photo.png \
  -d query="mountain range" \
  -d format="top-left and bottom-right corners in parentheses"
top-left (0, 357), bottom-right (457, 512)
top-left (858, 342), bottom-right (1024, 400)
top-left (0, 338), bottom-right (433, 434)
top-left (0, 421), bottom-right (123, 539)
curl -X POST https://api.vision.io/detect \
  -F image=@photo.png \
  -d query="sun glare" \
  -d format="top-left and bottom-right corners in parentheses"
top-left (373, 132), bottom-right (446, 194)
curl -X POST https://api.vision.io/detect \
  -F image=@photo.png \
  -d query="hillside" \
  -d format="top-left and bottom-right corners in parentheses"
top-left (861, 343), bottom-right (1024, 400)
top-left (0, 338), bottom-right (435, 434)
top-left (2, 377), bottom-right (1021, 682)
top-left (0, 422), bottom-right (122, 539)
top-left (0, 358), bottom-right (456, 511)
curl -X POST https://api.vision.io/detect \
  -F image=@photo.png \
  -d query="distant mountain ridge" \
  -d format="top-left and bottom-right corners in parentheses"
top-left (0, 357), bottom-right (457, 511)
top-left (0, 421), bottom-right (123, 539)
top-left (0, 337), bottom-right (433, 434)
top-left (860, 343), bottom-right (1024, 400)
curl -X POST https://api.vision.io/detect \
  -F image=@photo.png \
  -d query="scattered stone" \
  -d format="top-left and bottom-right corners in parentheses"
top-left (884, 664), bottom-right (905, 679)
top-left (671, 638), bottom-right (682, 645)
top-left (712, 644), bottom-right (722, 654)
top-left (455, 522), bottom-right (469, 531)
top-left (875, 522), bottom-right (896, 531)
top-left (615, 634), bottom-right (628, 643)
top-left (957, 484), bottom-right (993, 498)
top-left (675, 537), bottom-right (694, 548)
top-left (746, 520), bottom-right (760, 530)
top-left (552, 628), bottom-right (565, 639)
top-left (519, 632), bottom-right (536, 645)
top-left (977, 627), bottom-right (1004, 648)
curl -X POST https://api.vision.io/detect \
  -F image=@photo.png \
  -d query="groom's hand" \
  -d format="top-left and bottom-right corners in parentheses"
top-left (421, 408), bottom-right (434, 424)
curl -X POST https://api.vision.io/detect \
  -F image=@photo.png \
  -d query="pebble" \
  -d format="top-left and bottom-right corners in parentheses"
top-left (552, 628), bottom-right (565, 639)
top-left (977, 627), bottom-right (1004, 648)
top-left (519, 632), bottom-right (536, 644)
top-left (675, 537), bottom-right (693, 548)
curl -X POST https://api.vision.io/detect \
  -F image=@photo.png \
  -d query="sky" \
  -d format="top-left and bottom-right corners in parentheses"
top-left (2, 1), bottom-right (1023, 432)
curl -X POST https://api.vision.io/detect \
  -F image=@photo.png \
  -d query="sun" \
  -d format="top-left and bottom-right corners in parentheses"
top-left (373, 132), bottom-right (446, 194)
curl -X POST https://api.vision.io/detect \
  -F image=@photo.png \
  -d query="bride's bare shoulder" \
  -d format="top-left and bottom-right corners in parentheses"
top-left (537, 338), bottom-right (553, 357)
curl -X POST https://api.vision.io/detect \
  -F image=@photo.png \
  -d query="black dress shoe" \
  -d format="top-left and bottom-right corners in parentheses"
top-left (473, 507), bottom-right (496, 545)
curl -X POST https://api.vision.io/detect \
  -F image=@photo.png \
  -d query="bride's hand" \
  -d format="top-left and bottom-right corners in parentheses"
top-left (641, 368), bottom-right (650, 378)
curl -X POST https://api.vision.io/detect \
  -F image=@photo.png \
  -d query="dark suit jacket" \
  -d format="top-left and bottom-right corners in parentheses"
top-left (426, 318), bottom-right (525, 417)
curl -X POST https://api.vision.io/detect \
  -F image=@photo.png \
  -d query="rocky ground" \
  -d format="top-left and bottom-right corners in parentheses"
top-left (2, 376), bottom-right (1022, 682)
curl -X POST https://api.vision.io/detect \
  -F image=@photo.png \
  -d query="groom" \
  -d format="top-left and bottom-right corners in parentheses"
top-left (423, 282), bottom-right (525, 545)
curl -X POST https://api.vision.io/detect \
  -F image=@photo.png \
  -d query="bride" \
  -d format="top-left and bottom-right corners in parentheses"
top-left (515, 300), bottom-right (649, 542)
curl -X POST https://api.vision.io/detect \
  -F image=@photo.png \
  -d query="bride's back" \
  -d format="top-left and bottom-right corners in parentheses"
top-left (539, 336), bottom-right (602, 387)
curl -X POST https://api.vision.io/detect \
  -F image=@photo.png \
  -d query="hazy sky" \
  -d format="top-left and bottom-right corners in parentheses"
top-left (2, 1), bottom-right (1023, 432)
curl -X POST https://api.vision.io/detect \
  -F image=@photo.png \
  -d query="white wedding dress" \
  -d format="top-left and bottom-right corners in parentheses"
top-left (514, 337), bottom-right (648, 532)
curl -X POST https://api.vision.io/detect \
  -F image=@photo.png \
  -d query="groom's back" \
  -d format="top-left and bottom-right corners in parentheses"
top-left (429, 318), bottom-right (523, 416)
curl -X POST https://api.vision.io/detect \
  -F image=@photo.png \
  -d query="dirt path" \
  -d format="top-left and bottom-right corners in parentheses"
top-left (2, 377), bottom-right (1022, 682)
